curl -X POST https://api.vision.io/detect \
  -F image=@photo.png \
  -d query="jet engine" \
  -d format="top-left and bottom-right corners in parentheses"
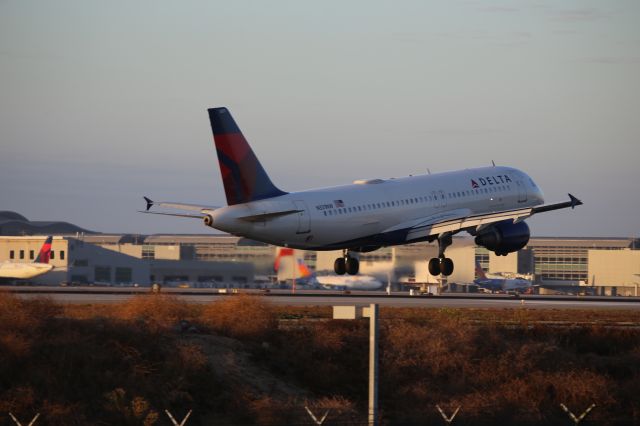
top-left (474, 220), bottom-right (530, 256)
top-left (203, 214), bottom-right (214, 227)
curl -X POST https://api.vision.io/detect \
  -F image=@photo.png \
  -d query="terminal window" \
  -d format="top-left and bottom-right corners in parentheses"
top-left (95, 266), bottom-right (111, 283)
top-left (60, 251), bottom-right (65, 260)
top-left (20, 250), bottom-right (24, 259)
top-left (115, 267), bottom-right (132, 284)
top-left (29, 250), bottom-right (34, 260)
top-left (50, 251), bottom-right (55, 260)
top-left (9, 250), bottom-right (14, 260)
top-left (142, 245), bottom-right (155, 260)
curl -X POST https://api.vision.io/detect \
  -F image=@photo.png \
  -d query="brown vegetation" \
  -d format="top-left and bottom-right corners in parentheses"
top-left (1, 292), bottom-right (640, 425)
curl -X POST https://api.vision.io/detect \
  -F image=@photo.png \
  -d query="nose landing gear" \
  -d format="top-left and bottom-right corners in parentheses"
top-left (428, 232), bottom-right (455, 276)
top-left (334, 250), bottom-right (360, 275)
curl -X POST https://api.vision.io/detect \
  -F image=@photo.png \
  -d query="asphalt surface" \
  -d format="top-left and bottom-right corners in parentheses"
top-left (6, 286), bottom-right (640, 309)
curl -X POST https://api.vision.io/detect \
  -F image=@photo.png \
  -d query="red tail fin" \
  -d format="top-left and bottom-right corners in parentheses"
top-left (208, 108), bottom-right (287, 205)
top-left (274, 248), bottom-right (294, 271)
top-left (35, 236), bottom-right (53, 264)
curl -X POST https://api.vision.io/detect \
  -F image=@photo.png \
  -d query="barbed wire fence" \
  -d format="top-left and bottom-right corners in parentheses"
top-left (3, 402), bottom-right (602, 425)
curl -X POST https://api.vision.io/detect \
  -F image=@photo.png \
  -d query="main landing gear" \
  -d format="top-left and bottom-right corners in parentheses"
top-left (428, 232), bottom-right (454, 276)
top-left (334, 250), bottom-right (359, 275)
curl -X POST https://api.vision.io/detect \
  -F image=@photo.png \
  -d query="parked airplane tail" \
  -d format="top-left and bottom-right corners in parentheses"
top-left (475, 262), bottom-right (487, 280)
top-left (34, 236), bottom-right (53, 264)
top-left (208, 108), bottom-right (287, 206)
top-left (274, 248), bottom-right (313, 278)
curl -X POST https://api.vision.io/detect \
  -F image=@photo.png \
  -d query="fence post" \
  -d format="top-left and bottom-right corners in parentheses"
top-left (8, 413), bottom-right (40, 426)
top-left (304, 406), bottom-right (330, 425)
top-left (165, 409), bottom-right (192, 426)
top-left (560, 403), bottom-right (595, 425)
top-left (436, 405), bottom-right (461, 425)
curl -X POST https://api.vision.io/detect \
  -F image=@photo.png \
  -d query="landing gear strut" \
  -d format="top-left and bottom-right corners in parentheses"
top-left (334, 250), bottom-right (359, 275)
top-left (428, 233), bottom-right (454, 276)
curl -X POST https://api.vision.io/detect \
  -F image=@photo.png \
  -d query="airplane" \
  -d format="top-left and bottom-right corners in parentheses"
top-left (0, 236), bottom-right (54, 280)
top-left (274, 248), bottom-right (384, 290)
top-left (474, 262), bottom-right (532, 293)
top-left (142, 107), bottom-right (582, 277)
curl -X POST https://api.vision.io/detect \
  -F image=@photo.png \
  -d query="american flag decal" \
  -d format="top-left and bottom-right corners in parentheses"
top-left (334, 200), bottom-right (344, 208)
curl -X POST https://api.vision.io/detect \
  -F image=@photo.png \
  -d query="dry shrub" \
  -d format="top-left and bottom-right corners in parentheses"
top-left (246, 396), bottom-right (358, 426)
top-left (115, 294), bottom-right (192, 332)
top-left (103, 388), bottom-right (159, 426)
top-left (0, 294), bottom-right (60, 361)
top-left (0, 292), bottom-right (37, 332)
top-left (202, 294), bottom-right (277, 340)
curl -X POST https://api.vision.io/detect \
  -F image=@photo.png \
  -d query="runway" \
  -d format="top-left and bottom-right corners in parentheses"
top-left (7, 287), bottom-right (640, 309)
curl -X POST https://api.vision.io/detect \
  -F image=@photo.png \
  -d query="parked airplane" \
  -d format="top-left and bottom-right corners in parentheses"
top-left (0, 236), bottom-right (54, 279)
top-left (143, 107), bottom-right (582, 277)
top-left (274, 248), bottom-right (384, 290)
top-left (474, 262), bottom-right (532, 293)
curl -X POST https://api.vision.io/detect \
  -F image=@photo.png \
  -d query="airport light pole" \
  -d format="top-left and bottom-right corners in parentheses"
top-left (368, 303), bottom-right (379, 426)
top-left (332, 304), bottom-right (379, 426)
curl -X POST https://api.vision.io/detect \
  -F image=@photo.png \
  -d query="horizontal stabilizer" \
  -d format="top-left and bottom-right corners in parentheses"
top-left (142, 197), bottom-right (219, 212)
top-left (138, 211), bottom-right (206, 219)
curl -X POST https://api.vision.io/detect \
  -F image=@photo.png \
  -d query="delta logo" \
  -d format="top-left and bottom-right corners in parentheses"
top-left (471, 175), bottom-right (512, 189)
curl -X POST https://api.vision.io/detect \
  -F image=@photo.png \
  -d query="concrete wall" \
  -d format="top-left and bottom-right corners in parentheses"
top-left (446, 241), bottom-right (476, 283)
top-left (589, 249), bottom-right (640, 287)
top-left (69, 239), bottom-right (151, 285)
top-left (489, 252), bottom-right (518, 275)
top-left (151, 260), bottom-right (255, 287)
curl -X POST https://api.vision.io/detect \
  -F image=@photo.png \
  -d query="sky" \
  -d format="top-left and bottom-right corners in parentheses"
top-left (1, 0), bottom-right (639, 237)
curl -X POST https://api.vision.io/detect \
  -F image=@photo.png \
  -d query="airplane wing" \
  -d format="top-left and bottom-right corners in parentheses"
top-left (399, 194), bottom-right (582, 242)
top-left (139, 196), bottom-right (220, 219)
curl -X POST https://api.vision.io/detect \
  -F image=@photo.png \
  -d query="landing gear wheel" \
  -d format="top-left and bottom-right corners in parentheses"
top-left (334, 258), bottom-right (346, 275)
top-left (441, 258), bottom-right (454, 276)
top-left (428, 258), bottom-right (441, 276)
top-left (346, 257), bottom-right (360, 275)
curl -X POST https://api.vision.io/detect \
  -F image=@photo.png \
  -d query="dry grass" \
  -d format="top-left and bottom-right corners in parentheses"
top-left (202, 294), bottom-right (277, 340)
top-left (1, 292), bottom-right (639, 425)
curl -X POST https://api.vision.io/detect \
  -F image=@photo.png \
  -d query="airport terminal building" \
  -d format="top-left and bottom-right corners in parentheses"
top-left (1, 211), bottom-right (638, 294)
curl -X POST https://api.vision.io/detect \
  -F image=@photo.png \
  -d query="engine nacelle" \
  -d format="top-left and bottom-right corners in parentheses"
top-left (474, 220), bottom-right (530, 256)
top-left (203, 214), bottom-right (214, 227)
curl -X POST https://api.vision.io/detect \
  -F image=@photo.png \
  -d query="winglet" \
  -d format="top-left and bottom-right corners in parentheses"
top-left (568, 193), bottom-right (582, 209)
top-left (144, 196), bottom-right (154, 211)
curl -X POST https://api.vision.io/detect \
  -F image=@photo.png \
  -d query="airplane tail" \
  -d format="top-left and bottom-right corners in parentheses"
top-left (274, 248), bottom-right (313, 279)
top-left (34, 236), bottom-right (53, 264)
top-left (475, 262), bottom-right (487, 280)
top-left (274, 248), bottom-right (294, 272)
top-left (208, 108), bottom-right (287, 206)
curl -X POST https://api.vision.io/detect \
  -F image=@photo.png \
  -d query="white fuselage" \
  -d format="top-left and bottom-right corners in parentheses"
top-left (315, 275), bottom-right (384, 291)
top-left (475, 277), bottom-right (532, 292)
top-left (0, 262), bottom-right (54, 279)
top-left (205, 166), bottom-right (544, 250)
